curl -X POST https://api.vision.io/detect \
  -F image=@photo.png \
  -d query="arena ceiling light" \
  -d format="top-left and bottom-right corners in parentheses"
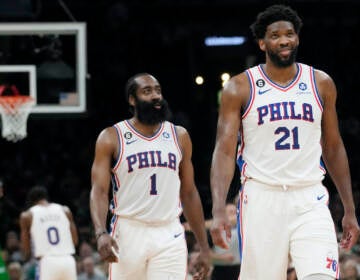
top-left (204, 36), bottom-right (246, 47)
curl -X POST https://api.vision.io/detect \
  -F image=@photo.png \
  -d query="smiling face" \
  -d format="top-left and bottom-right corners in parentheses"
top-left (130, 74), bottom-right (171, 125)
top-left (259, 21), bottom-right (299, 68)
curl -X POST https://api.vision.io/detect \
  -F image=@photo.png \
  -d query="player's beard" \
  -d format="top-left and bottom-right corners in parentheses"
top-left (268, 46), bottom-right (298, 68)
top-left (135, 98), bottom-right (172, 125)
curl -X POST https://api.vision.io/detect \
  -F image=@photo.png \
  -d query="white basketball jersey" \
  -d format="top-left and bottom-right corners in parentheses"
top-left (111, 120), bottom-right (183, 223)
top-left (237, 63), bottom-right (325, 186)
top-left (30, 203), bottom-right (75, 258)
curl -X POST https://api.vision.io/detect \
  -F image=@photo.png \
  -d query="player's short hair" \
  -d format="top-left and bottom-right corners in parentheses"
top-left (250, 4), bottom-right (303, 40)
top-left (125, 72), bottom-right (152, 114)
top-left (27, 186), bottom-right (48, 206)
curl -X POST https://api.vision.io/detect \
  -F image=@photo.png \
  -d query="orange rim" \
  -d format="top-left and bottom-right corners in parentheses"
top-left (0, 96), bottom-right (34, 104)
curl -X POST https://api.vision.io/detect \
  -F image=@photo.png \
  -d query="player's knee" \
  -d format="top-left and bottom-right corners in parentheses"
top-left (302, 274), bottom-right (334, 280)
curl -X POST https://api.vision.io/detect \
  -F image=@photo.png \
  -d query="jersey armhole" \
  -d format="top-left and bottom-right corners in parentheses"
top-left (112, 123), bottom-right (124, 171)
top-left (242, 70), bottom-right (256, 118)
top-left (310, 67), bottom-right (324, 111)
top-left (170, 124), bottom-right (183, 160)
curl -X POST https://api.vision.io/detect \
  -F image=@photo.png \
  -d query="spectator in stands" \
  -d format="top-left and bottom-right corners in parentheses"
top-left (77, 256), bottom-right (106, 280)
top-left (7, 262), bottom-right (23, 280)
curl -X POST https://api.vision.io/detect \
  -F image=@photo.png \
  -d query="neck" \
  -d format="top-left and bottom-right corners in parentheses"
top-left (37, 199), bottom-right (49, 206)
top-left (263, 61), bottom-right (297, 86)
top-left (129, 118), bottom-right (162, 137)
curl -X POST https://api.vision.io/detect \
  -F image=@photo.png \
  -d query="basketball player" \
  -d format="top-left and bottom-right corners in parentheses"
top-left (210, 5), bottom-right (360, 280)
top-left (90, 73), bottom-right (211, 280)
top-left (19, 186), bottom-right (78, 280)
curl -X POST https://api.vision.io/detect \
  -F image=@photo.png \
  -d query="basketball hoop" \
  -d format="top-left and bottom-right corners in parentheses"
top-left (0, 86), bottom-right (35, 142)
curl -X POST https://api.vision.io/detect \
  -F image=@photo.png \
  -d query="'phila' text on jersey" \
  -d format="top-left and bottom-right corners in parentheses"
top-left (126, 150), bottom-right (177, 172)
top-left (257, 101), bottom-right (314, 125)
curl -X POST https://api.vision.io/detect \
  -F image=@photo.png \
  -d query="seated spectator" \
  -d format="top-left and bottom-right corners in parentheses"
top-left (0, 180), bottom-right (20, 249)
top-left (77, 256), bottom-right (106, 280)
top-left (4, 232), bottom-right (22, 263)
top-left (78, 241), bottom-right (100, 263)
top-left (7, 262), bottom-right (23, 280)
top-left (341, 258), bottom-right (360, 280)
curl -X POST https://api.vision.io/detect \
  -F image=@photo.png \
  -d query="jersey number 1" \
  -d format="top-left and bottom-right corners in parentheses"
top-left (150, 174), bottom-right (158, 195)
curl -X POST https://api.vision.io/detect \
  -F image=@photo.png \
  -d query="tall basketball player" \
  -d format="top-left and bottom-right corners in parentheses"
top-left (19, 186), bottom-right (78, 280)
top-left (210, 4), bottom-right (360, 280)
top-left (90, 73), bottom-right (210, 280)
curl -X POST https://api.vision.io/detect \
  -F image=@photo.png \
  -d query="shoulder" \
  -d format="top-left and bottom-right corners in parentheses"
top-left (313, 68), bottom-right (334, 84)
top-left (20, 210), bottom-right (32, 226)
top-left (313, 69), bottom-right (337, 102)
top-left (61, 205), bottom-right (74, 219)
top-left (174, 125), bottom-right (191, 145)
top-left (97, 126), bottom-right (118, 143)
top-left (173, 124), bottom-right (188, 138)
top-left (221, 71), bottom-right (251, 108)
top-left (20, 209), bottom-right (32, 219)
top-left (95, 126), bottom-right (119, 152)
top-left (173, 125), bottom-right (192, 154)
top-left (224, 71), bottom-right (250, 95)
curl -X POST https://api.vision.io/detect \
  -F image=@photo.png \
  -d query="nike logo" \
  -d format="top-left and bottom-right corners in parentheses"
top-left (174, 232), bottom-right (182, 238)
top-left (258, 88), bottom-right (271, 95)
top-left (317, 194), bottom-right (325, 200)
top-left (126, 139), bottom-right (137, 145)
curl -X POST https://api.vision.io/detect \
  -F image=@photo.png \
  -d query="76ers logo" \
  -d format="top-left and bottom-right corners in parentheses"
top-left (326, 257), bottom-right (337, 272)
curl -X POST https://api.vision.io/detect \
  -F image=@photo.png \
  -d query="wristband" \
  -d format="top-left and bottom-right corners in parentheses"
top-left (95, 230), bottom-right (107, 240)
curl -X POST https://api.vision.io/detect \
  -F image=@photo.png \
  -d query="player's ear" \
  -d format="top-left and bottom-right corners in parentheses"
top-left (128, 94), bottom-right (135, 107)
top-left (258, 39), bottom-right (266, 52)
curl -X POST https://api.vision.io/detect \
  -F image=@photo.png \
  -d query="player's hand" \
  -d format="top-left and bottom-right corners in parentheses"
top-left (97, 233), bottom-right (119, 262)
top-left (210, 211), bottom-right (231, 249)
top-left (192, 248), bottom-right (211, 280)
top-left (340, 213), bottom-right (360, 250)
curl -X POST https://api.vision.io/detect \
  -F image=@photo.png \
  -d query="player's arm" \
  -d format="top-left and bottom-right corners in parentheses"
top-left (90, 127), bottom-right (119, 262)
top-left (176, 125), bottom-right (211, 279)
top-left (63, 206), bottom-right (79, 247)
top-left (316, 69), bottom-right (360, 249)
top-left (19, 210), bottom-right (32, 261)
top-left (210, 73), bottom-right (248, 249)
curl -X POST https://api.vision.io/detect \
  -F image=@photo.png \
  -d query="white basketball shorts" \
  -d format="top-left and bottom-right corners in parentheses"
top-left (238, 180), bottom-right (339, 280)
top-left (37, 255), bottom-right (77, 280)
top-left (109, 217), bottom-right (188, 280)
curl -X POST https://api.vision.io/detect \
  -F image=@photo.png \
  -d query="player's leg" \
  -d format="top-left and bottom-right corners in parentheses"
top-left (37, 256), bottom-right (58, 280)
top-left (109, 261), bottom-right (146, 280)
top-left (61, 255), bottom-right (77, 280)
top-left (108, 218), bottom-right (147, 280)
top-left (38, 255), bottom-right (77, 280)
top-left (239, 180), bottom-right (289, 280)
top-left (290, 184), bottom-right (339, 280)
top-left (147, 221), bottom-right (188, 280)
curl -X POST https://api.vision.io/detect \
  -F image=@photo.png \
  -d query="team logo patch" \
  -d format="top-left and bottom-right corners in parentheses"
top-left (162, 132), bottom-right (170, 139)
top-left (299, 82), bottom-right (307, 91)
top-left (325, 253), bottom-right (338, 272)
top-left (256, 79), bottom-right (265, 87)
top-left (124, 132), bottom-right (132, 139)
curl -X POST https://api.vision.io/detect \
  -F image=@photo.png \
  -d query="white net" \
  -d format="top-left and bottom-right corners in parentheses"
top-left (0, 96), bottom-right (35, 142)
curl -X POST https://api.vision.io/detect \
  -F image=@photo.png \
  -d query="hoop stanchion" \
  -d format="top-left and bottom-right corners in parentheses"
top-left (0, 96), bottom-right (35, 142)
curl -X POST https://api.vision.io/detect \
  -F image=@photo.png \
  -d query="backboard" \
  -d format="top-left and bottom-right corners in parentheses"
top-left (0, 23), bottom-right (87, 113)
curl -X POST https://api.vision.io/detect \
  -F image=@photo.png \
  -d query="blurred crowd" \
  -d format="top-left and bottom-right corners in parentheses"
top-left (1, 178), bottom-right (359, 279)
